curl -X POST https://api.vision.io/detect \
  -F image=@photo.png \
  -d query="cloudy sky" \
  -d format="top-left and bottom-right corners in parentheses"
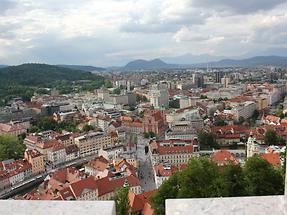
top-left (1, 0), bottom-right (287, 66)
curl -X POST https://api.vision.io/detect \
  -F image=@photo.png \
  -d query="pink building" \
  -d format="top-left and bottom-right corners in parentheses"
top-left (143, 110), bottom-right (166, 136)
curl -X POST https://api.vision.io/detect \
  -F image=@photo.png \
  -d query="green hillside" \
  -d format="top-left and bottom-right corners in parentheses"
top-left (0, 63), bottom-right (107, 106)
top-left (0, 63), bottom-right (104, 86)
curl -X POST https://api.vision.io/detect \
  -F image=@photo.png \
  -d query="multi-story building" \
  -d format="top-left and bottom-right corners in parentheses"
top-left (74, 132), bottom-right (117, 157)
top-left (153, 163), bottom-right (178, 188)
top-left (69, 176), bottom-right (99, 200)
top-left (24, 149), bottom-right (45, 175)
top-left (84, 156), bottom-right (110, 178)
top-left (0, 121), bottom-right (27, 136)
top-left (221, 75), bottom-right (230, 88)
top-left (47, 144), bottom-right (67, 167)
top-left (231, 101), bottom-right (256, 120)
top-left (121, 116), bottom-right (143, 134)
top-left (0, 171), bottom-right (10, 191)
top-left (149, 139), bottom-right (198, 167)
top-left (215, 71), bottom-right (224, 83)
top-left (55, 133), bottom-right (74, 146)
top-left (192, 73), bottom-right (204, 88)
top-left (65, 145), bottom-right (80, 162)
top-left (1, 159), bottom-right (32, 186)
top-left (165, 129), bottom-right (197, 140)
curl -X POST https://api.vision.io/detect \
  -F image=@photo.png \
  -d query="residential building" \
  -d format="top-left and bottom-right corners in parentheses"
top-left (0, 171), bottom-right (10, 191)
top-left (84, 156), bottom-right (110, 178)
top-left (47, 144), bottom-right (67, 167)
top-left (231, 101), bottom-right (256, 120)
top-left (211, 150), bottom-right (239, 166)
top-left (153, 163), bottom-right (178, 188)
top-left (65, 145), bottom-right (80, 162)
top-left (0, 121), bottom-right (27, 136)
top-left (149, 139), bottom-right (198, 167)
top-left (74, 132), bottom-right (117, 157)
top-left (24, 149), bottom-right (45, 175)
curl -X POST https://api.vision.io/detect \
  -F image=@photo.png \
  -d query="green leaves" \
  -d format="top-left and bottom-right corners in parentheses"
top-left (243, 157), bottom-right (284, 196)
top-left (264, 129), bottom-right (285, 146)
top-left (29, 117), bottom-right (79, 133)
top-left (0, 135), bottom-right (26, 161)
top-left (113, 187), bottom-right (130, 215)
top-left (151, 157), bottom-right (284, 215)
top-left (198, 131), bottom-right (219, 149)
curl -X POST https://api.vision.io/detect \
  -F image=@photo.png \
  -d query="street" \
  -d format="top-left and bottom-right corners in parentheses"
top-left (136, 136), bottom-right (156, 192)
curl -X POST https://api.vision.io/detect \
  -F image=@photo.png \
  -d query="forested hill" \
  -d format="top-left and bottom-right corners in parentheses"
top-left (0, 63), bottom-right (104, 87)
top-left (0, 64), bottom-right (107, 106)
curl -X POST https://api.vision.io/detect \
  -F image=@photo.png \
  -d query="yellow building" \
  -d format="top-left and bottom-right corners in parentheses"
top-left (256, 97), bottom-right (268, 111)
top-left (24, 149), bottom-right (45, 175)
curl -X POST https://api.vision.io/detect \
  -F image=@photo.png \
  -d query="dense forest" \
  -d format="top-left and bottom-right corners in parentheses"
top-left (0, 63), bottom-right (107, 106)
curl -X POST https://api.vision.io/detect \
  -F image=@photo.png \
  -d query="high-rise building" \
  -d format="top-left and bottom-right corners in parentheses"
top-left (215, 71), bottom-right (224, 83)
top-left (192, 73), bottom-right (204, 88)
top-left (221, 75), bottom-right (230, 88)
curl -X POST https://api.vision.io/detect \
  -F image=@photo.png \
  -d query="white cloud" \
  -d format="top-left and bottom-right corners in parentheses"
top-left (0, 0), bottom-right (287, 65)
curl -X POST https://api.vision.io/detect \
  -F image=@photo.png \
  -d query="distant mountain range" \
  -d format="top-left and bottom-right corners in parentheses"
top-left (1, 55), bottom-right (287, 71)
top-left (122, 55), bottom-right (287, 70)
top-left (207, 56), bottom-right (287, 67)
top-left (123, 58), bottom-right (175, 70)
top-left (57, 64), bottom-right (106, 72)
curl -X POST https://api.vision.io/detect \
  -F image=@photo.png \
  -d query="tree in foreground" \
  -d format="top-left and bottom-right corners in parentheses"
top-left (151, 157), bottom-right (284, 215)
top-left (243, 157), bottom-right (284, 196)
top-left (0, 135), bottom-right (26, 160)
top-left (113, 186), bottom-right (130, 215)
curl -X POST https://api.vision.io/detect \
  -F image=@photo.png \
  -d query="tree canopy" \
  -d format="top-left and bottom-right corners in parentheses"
top-left (0, 64), bottom-right (106, 106)
top-left (0, 135), bottom-right (26, 161)
top-left (151, 157), bottom-right (284, 215)
top-left (29, 117), bottom-right (79, 133)
top-left (264, 129), bottom-right (285, 146)
top-left (198, 131), bottom-right (219, 149)
top-left (113, 186), bottom-right (130, 215)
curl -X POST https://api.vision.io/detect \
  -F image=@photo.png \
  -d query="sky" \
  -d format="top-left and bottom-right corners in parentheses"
top-left (0, 0), bottom-right (287, 66)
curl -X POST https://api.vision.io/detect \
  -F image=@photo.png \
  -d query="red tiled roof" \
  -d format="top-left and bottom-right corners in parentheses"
top-left (96, 175), bottom-right (140, 197)
top-left (85, 156), bottom-right (109, 172)
top-left (70, 176), bottom-right (97, 198)
top-left (129, 189), bottom-right (156, 214)
top-left (59, 187), bottom-right (75, 200)
top-left (261, 153), bottom-right (281, 166)
top-left (157, 145), bottom-right (193, 155)
top-left (129, 191), bottom-right (144, 213)
top-left (25, 149), bottom-right (43, 158)
top-left (212, 150), bottom-right (238, 165)
top-left (0, 122), bottom-right (25, 132)
top-left (154, 164), bottom-right (178, 177)
top-left (142, 203), bottom-right (154, 215)
top-left (265, 115), bottom-right (280, 123)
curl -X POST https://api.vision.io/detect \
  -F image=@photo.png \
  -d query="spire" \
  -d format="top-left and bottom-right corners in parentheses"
top-left (123, 179), bottom-right (129, 188)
